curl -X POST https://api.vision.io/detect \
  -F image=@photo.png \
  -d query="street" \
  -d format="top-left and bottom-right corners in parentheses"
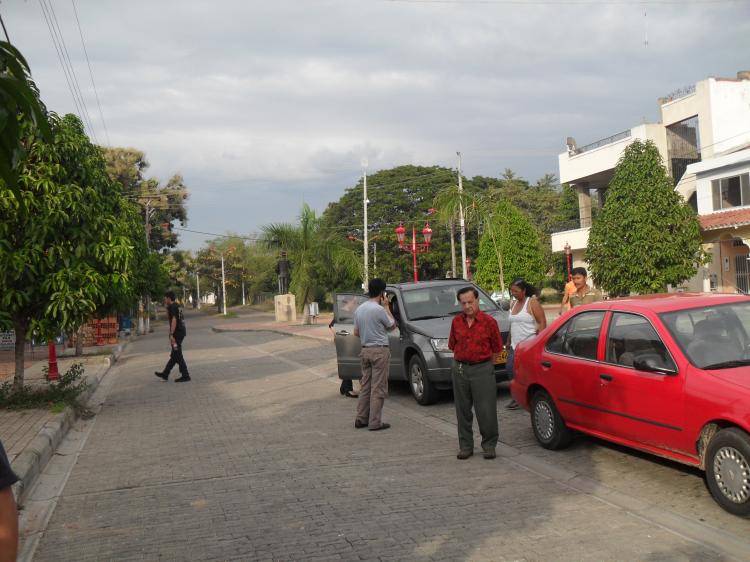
top-left (19, 310), bottom-right (750, 561)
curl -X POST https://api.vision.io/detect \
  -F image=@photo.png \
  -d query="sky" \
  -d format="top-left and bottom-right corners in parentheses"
top-left (4, 0), bottom-right (750, 250)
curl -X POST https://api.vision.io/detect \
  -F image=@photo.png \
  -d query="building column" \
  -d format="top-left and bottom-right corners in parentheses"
top-left (576, 183), bottom-right (592, 228)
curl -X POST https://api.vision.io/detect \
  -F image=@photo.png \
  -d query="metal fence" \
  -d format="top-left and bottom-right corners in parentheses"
top-left (576, 129), bottom-right (631, 154)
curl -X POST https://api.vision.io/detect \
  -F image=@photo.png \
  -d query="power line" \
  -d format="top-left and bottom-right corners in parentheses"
top-left (70, 0), bottom-right (110, 146)
top-left (37, 0), bottom-right (98, 144)
top-left (0, 11), bottom-right (11, 43)
top-left (44, 0), bottom-right (98, 144)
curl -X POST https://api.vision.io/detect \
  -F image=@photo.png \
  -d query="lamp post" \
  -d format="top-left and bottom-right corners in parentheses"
top-left (564, 241), bottom-right (572, 281)
top-left (395, 222), bottom-right (433, 282)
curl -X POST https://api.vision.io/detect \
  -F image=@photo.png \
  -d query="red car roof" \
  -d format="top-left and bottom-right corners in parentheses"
top-left (574, 292), bottom-right (750, 314)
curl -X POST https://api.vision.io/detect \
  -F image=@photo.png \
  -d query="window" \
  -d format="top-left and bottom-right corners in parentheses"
top-left (546, 311), bottom-right (605, 360)
top-left (334, 294), bottom-right (367, 324)
top-left (605, 313), bottom-right (675, 371)
top-left (711, 173), bottom-right (750, 211)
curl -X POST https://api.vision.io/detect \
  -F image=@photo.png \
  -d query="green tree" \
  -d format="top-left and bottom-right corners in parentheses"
top-left (0, 114), bottom-right (135, 387)
top-left (473, 200), bottom-right (546, 292)
top-left (586, 140), bottom-right (707, 296)
top-left (321, 165), bottom-right (459, 283)
top-left (263, 203), bottom-right (360, 313)
top-left (103, 147), bottom-right (189, 252)
top-left (0, 41), bottom-right (51, 193)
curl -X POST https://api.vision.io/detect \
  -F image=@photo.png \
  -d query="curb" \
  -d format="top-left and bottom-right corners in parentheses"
top-left (11, 340), bottom-right (129, 506)
top-left (211, 325), bottom-right (331, 343)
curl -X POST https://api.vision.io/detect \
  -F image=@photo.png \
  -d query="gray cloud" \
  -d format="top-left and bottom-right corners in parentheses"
top-left (6, 0), bottom-right (749, 249)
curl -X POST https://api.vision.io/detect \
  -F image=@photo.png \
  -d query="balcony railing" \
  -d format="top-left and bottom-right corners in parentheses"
top-left (573, 129), bottom-right (631, 155)
top-left (661, 84), bottom-right (696, 104)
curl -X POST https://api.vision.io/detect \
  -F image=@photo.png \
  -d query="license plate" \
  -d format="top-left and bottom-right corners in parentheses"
top-left (494, 350), bottom-right (508, 365)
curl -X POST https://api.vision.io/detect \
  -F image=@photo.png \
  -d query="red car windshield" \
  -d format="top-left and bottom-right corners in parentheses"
top-left (660, 301), bottom-right (750, 370)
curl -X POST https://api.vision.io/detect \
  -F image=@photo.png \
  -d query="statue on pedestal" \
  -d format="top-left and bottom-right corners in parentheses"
top-left (276, 251), bottom-right (291, 295)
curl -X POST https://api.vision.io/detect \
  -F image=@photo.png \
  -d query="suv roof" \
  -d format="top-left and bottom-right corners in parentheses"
top-left (387, 279), bottom-right (476, 291)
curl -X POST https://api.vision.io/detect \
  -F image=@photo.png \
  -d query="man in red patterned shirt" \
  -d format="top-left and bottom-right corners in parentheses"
top-left (448, 286), bottom-right (503, 460)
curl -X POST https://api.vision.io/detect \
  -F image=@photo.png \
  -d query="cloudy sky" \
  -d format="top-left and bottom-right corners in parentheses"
top-left (4, 0), bottom-right (749, 249)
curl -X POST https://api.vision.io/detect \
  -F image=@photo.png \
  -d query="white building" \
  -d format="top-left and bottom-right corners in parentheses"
top-left (552, 71), bottom-right (750, 293)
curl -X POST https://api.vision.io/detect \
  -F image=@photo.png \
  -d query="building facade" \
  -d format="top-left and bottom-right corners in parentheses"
top-left (552, 71), bottom-right (750, 293)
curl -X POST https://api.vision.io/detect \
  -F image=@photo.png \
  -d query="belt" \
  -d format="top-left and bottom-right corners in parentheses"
top-left (455, 358), bottom-right (491, 366)
top-left (364, 345), bottom-right (388, 348)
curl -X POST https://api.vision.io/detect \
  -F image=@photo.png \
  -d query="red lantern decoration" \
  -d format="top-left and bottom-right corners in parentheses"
top-left (394, 222), bottom-right (406, 247)
top-left (422, 222), bottom-right (433, 246)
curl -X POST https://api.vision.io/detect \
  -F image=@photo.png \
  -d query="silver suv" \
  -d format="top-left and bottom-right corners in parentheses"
top-left (333, 280), bottom-right (510, 405)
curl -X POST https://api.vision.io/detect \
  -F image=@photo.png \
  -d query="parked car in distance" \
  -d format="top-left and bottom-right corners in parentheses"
top-left (511, 292), bottom-right (750, 516)
top-left (334, 280), bottom-right (510, 405)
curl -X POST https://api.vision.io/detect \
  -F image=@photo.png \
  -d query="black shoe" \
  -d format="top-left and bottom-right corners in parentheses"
top-left (368, 423), bottom-right (390, 431)
top-left (506, 399), bottom-right (520, 410)
top-left (345, 391), bottom-right (359, 398)
top-left (174, 376), bottom-right (191, 383)
top-left (457, 450), bottom-right (474, 460)
top-left (354, 420), bottom-right (368, 429)
top-left (154, 371), bottom-right (168, 381)
top-left (483, 449), bottom-right (496, 460)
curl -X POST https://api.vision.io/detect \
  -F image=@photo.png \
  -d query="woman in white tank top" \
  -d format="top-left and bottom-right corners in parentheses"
top-left (506, 279), bottom-right (547, 409)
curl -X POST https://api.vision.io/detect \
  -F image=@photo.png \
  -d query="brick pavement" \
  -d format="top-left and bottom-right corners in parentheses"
top-left (25, 312), bottom-right (745, 561)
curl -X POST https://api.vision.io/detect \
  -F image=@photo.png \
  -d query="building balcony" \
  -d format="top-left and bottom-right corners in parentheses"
top-left (551, 226), bottom-right (590, 253)
top-left (560, 123), bottom-right (668, 188)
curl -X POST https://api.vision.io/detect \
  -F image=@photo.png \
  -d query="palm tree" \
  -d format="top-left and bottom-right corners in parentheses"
top-left (433, 184), bottom-right (482, 277)
top-left (262, 204), bottom-right (361, 319)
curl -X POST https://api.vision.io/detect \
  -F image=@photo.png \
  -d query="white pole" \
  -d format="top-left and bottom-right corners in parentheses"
top-left (457, 151), bottom-right (468, 280)
top-left (221, 254), bottom-right (227, 316)
top-left (363, 166), bottom-right (369, 287)
top-left (373, 242), bottom-right (377, 272)
top-left (241, 279), bottom-right (246, 306)
top-left (196, 272), bottom-right (201, 309)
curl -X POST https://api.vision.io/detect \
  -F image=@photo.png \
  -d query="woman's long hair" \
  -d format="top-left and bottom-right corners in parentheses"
top-left (511, 278), bottom-right (537, 298)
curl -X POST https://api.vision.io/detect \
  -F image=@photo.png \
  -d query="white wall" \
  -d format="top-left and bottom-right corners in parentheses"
top-left (709, 79), bottom-right (750, 157)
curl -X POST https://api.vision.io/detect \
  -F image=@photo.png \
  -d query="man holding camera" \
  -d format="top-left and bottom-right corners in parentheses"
top-left (353, 278), bottom-right (396, 431)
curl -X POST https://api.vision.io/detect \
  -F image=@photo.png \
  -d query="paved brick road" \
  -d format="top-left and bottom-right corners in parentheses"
top-left (27, 311), bottom-right (749, 561)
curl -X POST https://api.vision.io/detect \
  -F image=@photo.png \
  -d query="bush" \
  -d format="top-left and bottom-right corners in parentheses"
top-left (0, 362), bottom-right (91, 416)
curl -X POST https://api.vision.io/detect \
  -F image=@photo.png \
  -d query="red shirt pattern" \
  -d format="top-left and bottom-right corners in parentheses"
top-left (448, 310), bottom-right (503, 363)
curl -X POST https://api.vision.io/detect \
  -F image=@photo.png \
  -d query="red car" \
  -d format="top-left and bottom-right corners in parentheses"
top-left (511, 293), bottom-right (750, 516)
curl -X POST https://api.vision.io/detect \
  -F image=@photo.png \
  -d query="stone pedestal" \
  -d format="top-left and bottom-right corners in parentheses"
top-left (274, 294), bottom-right (297, 322)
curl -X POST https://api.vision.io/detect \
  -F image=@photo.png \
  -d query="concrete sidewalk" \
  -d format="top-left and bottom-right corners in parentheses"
top-left (2, 344), bottom-right (127, 506)
top-left (212, 310), bottom-right (334, 342)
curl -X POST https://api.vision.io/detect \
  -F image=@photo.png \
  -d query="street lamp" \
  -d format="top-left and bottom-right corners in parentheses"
top-left (395, 222), bottom-right (433, 282)
top-left (564, 241), bottom-right (572, 281)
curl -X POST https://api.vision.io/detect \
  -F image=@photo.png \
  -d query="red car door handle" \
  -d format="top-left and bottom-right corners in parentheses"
top-left (600, 373), bottom-right (613, 381)
top-left (541, 361), bottom-right (551, 368)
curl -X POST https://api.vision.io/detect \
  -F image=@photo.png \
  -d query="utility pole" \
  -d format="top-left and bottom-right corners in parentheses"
top-left (221, 254), bottom-right (227, 316)
top-left (241, 278), bottom-right (246, 306)
top-left (362, 159), bottom-right (369, 288)
top-left (457, 152), bottom-right (468, 280)
top-left (196, 271), bottom-right (201, 309)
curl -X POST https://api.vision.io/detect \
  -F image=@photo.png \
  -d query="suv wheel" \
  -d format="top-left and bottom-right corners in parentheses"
top-left (408, 354), bottom-right (438, 405)
top-left (530, 390), bottom-right (572, 450)
top-left (705, 428), bottom-right (750, 517)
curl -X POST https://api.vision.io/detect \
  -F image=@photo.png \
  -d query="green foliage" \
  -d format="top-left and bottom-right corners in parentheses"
top-left (0, 362), bottom-right (91, 415)
top-left (586, 140), bottom-right (707, 296)
top-left (103, 147), bottom-right (189, 252)
top-left (473, 200), bottom-right (546, 292)
top-left (321, 165), bottom-right (459, 283)
top-left (0, 113), bottom-right (136, 386)
top-left (264, 203), bottom-right (361, 309)
top-left (0, 41), bottom-right (51, 193)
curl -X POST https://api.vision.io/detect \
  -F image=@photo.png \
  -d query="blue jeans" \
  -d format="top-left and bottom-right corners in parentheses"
top-left (505, 348), bottom-right (515, 380)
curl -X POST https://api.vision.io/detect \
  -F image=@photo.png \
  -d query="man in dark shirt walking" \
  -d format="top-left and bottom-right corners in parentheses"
top-left (155, 291), bottom-right (191, 382)
top-left (449, 286), bottom-right (503, 460)
top-left (0, 440), bottom-right (19, 562)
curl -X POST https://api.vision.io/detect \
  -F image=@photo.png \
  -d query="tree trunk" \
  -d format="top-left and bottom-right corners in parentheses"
top-left (13, 317), bottom-right (28, 390)
top-left (75, 325), bottom-right (84, 356)
top-left (449, 220), bottom-right (457, 278)
top-left (301, 287), bottom-right (310, 324)
top-left (145, 294), bottom-right (151, 333)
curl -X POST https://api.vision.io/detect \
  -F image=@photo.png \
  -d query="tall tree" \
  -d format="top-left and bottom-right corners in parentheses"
top-left (103, 147), bottom-right (189, 252)
top-left (473, 200), bottom-right (546, 292)
top-left (0, 114), bottom-right (135, 387)
top-left (586, 140), bottom-right (707, 296)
